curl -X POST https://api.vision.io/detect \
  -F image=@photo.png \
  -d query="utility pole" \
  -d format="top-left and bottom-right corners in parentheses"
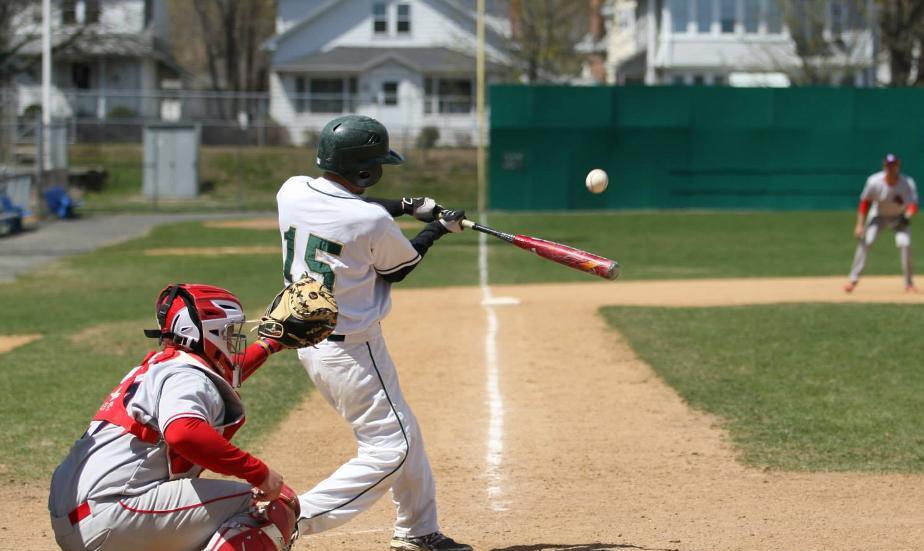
top-left (476, 0), bottom-right (486, 215)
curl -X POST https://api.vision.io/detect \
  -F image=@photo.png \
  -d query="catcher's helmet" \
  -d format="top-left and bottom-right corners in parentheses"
top-left (144, 284), bottom-right (247, 387)
top-left (316, 115), bottom-right (403, 188)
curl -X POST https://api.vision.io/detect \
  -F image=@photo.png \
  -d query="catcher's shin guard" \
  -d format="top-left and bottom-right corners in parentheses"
top-left (206, 486), bottom-right (300, 550)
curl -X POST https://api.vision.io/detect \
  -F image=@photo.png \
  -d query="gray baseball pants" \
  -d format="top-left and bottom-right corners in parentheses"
top-left (848, 217), bottom-right (913, 287)
top-left (50, 478), bottom-right (256, 551)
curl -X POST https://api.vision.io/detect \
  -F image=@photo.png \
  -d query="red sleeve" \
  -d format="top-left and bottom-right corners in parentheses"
top-left (164, 417), bottom-right (269, 486)
top-left (236, 338), bottom-right (285, 383)
top-left (908, 203), bottom-right (919, 216)
top-left (858, 199), bottom-right (871, 215)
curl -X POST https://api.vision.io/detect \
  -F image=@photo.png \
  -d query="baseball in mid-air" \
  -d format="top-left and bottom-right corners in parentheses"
top-left (585, 168), bottom-right (609, 194)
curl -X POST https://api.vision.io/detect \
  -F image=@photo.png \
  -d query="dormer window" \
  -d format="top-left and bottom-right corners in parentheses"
top-left (62, 0), bottom-right (100, 25)
top-left (373, 2), bottom-right (387, 34)
top-left (397, 4), bottom-right (411, 33)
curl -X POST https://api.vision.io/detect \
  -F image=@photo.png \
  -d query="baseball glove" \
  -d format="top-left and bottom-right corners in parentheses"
top-left (258, 277), bottom-right (338, 348)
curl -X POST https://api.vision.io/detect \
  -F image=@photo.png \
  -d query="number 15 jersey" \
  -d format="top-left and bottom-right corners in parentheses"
top-left (276, 176), bottom-right (421, 335)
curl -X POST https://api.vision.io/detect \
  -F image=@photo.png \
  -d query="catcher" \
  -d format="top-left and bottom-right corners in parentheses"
top-left (48, 279), bottom-right (336, 551)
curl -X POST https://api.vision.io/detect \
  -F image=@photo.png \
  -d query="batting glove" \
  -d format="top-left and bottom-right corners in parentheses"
top-left (401, 197), bottom-right (442, 222)
top-left (438, 209), bottom-right (466, 233)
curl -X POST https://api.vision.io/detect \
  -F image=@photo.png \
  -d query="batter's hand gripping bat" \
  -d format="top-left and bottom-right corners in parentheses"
top-left (461, 219), bottom-right (620, 280)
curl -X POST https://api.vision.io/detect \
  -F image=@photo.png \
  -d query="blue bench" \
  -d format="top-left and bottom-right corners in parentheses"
top-left (43, 186), bottom-right (80, 219)
top-left (0, 194), bottom-right (24, 235)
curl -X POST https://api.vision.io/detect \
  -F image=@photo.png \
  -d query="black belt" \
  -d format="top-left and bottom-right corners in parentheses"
top-left (327, 334), bottom-right (345, 342)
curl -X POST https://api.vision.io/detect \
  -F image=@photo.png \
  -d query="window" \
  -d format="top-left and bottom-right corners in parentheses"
top-left (670, 0), bottom-right (689, 33)
top-left (382, 82), bottom-right (398, 106)
top-left (295, 76), bottom-right (307, 112)
top-left (424, 77), bottom-right (434, 114)
top-left (693, 74), bottom-right (705, 86)
top-left (424, 78), bottom-right (473, 114)
top-left (373, 2), bottom-right (387, 33)
top-left (62, 0), bottom-right (77, 24)
top-left (720, 0), bottom-right (736, 33)
top-left (397, 4), bottom-right (410, 33)
top-left (744, 0), bottom-right (760, 33)
top-left (311, 78), bottom-right (347, 113)
top-left (72, 63), bottom-right (92, 89)
top-left (696, 0), bottom-right (712, 33)
top-left (766, 0), bottom-right (782, 33)
top-left (830, 1), bottom-right (843, 36)
top-left (438, 79), bottom-right (472, 113)
top-left (84, 0), bottom-right (100, 24)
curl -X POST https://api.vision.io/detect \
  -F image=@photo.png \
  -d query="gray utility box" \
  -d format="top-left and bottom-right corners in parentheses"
top-left (143, 124), bottom-right (199, 198)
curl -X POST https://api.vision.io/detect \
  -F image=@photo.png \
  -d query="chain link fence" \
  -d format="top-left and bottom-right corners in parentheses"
top-left (0, 87), bottom-right (479, 213)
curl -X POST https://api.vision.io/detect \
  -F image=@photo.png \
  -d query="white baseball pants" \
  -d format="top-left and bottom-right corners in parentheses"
top-left (296, 328), bottom-right (439, 538)
top-left (50, 478), bottom-right (256, 551)
top-left (848, 217), bottom-right (913, 286)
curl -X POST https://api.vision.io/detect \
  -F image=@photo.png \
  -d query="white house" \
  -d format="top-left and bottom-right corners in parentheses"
top-left (265, 0), bottom-right (510, 146)
top-left (12, 0), bottom-right (180, 120)
top-left (599, 0), bottom-right (876, 87)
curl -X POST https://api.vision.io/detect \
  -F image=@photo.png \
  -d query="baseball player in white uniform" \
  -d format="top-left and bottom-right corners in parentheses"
top-left (845, 153), bottom-right (920, 293)
top-left (48, 283), bottom-right (300, 551)
top-left (275, 115), bottom-right (471, 551)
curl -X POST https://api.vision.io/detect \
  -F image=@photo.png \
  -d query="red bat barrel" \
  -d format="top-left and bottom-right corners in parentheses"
top-left (511, 235), bottom-right (620, 280)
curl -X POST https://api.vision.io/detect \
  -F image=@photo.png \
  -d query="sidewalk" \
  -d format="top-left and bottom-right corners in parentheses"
top-left (0, 212), bottom-right (266, 283)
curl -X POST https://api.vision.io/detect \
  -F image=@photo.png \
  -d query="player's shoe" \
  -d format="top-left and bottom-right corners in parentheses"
top-left (905, 284), bottom-right (918, 293)
top-left (390, 532), bottom-right (473, 551)
top-left (843, 281), bottom-right (857, 293)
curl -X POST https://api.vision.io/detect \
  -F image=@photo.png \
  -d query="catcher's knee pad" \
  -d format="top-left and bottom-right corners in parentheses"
top-left (206, 486), bottom-right (300, 550)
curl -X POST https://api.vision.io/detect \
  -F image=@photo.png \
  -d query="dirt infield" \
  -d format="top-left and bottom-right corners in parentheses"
top-left (0, 334), bottom-right (41, 354)
top-left (8, 276), bottom-right (924, 550)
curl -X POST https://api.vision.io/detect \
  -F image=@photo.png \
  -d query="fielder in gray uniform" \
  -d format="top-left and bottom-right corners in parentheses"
top-left (845, 153), bottom-right (920, 293)
top-left (276, 115), bottom-right (471, 551)
top-left (49, 284), bottom-right (300, 551)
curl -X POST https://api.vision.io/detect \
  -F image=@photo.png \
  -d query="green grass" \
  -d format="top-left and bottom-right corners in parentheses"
top-left (603, 304), bottom-right (924, 472)
top-left (486, 211), bottom-right (920, 282)
top-left (71, 145), bottom-right (479, 213)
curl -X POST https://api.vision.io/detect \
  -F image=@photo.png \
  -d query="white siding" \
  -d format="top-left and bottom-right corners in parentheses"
top-left (99, 0), bottom-right (147, 34)
top-left (273, 0), bottom-right (507, 66)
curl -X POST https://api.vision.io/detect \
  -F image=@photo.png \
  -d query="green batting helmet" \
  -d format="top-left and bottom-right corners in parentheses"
top-left (316, 115), bottom-right (404, 188)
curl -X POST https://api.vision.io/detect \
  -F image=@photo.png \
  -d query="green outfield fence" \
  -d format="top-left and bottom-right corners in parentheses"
top-left (489, 85), bottom-right (924, 211)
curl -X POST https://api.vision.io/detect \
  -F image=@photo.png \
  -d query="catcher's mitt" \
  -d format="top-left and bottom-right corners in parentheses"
top-left (258, 277), bottom-right (338, 348)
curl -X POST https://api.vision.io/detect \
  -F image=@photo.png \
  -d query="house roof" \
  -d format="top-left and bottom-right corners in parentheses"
top-left (18, 29), bottom-right (184, 74)
top-left (275, 46), bottom-right (504, 74)
top-left (265, 0), bottom-right (507, 52)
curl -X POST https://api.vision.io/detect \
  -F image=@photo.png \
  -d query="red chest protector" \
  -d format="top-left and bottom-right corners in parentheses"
top-left (92, 348), bottom-right (246, 478)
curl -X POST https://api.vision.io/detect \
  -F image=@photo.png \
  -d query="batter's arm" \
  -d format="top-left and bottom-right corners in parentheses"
top-left (380, 221), bottom-right (450, 283)
top-left (362, 196), bottom-right (405, 217)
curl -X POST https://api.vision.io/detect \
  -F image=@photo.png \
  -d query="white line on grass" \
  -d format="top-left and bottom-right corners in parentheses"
top-left (479, 215), bottom-right (507, 512)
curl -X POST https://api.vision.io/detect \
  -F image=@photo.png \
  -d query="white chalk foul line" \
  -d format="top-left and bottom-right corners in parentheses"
top-left (478, 216), bottom-right (507, 512)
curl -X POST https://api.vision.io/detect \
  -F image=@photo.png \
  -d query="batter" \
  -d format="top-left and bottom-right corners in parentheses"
top-left (276, 115), bottom-right (471, 551)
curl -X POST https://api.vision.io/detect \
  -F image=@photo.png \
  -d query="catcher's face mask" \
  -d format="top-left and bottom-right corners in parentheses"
top-left (146, 283), bottom-right (248, 387)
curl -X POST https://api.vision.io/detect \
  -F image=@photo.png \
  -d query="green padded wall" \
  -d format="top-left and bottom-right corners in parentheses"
top-left (489, 86), bottom-right (924, 211)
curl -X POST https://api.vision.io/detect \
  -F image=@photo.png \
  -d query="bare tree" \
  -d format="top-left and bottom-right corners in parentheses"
top-left (877, 0), bottom-right (924, 86)
top-left (775, 0), bottom-right (874, 86)
top-left (502, 0), bottom-right (591, 82)
top-left (179, 0), bottom-right (274, 118)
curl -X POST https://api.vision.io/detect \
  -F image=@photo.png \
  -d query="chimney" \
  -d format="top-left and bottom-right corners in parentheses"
top-left (590, 0), bottom-right (604, 42)
top-left (510, 0), bottom-right (522, 40)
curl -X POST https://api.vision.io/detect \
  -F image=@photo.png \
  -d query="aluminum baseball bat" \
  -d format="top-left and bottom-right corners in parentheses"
top-left (460, 219), bottom-right (620, 281)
